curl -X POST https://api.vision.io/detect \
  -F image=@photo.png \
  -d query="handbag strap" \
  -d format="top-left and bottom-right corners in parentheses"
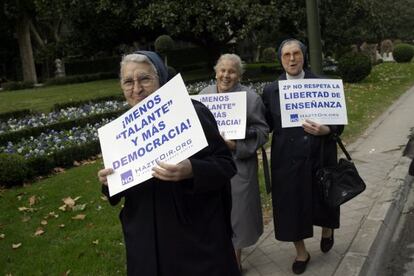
top-left (320, 133), bottom-right (352, 167)
top-left (335, 135), bottom-right (352, 161)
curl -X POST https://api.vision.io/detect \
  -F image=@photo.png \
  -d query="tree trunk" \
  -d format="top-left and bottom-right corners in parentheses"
top-left (255, 45), bottom-right (262, 62)
top-left (16, 12), bottom-right (37, 83)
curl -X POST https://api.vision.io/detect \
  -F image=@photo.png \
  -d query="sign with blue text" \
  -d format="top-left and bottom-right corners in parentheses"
top-left (98, 74), bottom-right (208, 196)
top-left (279, 79), bottom-right (348, 128)
top-left (191, 91), bottom-right (246, 139)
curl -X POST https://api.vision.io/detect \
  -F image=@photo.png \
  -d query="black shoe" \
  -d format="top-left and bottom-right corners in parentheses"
top-left (292, 253), bottom-right (310, 274)
top-left (320, 229), bottom-right (334, 253)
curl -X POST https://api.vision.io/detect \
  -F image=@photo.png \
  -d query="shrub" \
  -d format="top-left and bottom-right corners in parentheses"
top-left (154, 35), bottom-right (174, 55)
top-left (0, 109), bottom-right (33, 121)
top-left (2, 81), bottom-right (35, 91)
top-left (393, 43), bottom-right (414, 63)
top-left (338, 52), bottom-right (372, 83)
top-left (45, 72), bottom-right (117, 86)
top-left (261, 47), bottom-right (277, 63)
top-left (167, 66), bottom-right (177, 79)
top-left (52, 141), bottom-right (100, 167)
top-left (243, 63), bottom-right (283, 80)
top-left (168, 47), bottom-right (209, 71)
top-left (52, 95), bottom-right (124, 111)
top-left (0, 153), bottom-right (28, 187)
top-left (26, 155), bottom-right (54, 178)
top-left (64, 56), bottom-right (120, 75)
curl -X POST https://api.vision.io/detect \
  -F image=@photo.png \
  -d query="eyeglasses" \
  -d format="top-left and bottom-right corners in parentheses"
top-left (122, 75), bottom-right (157, 90)
top-left (282, 51), bottom-right (303, 61)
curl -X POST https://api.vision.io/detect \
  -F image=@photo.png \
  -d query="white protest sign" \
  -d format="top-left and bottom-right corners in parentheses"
top-left (98, 74), bottom-right (208, 196)
top-left (191, 91), bottom-right (246, 140)
top-left (279, 79), bottom-right (348, 128)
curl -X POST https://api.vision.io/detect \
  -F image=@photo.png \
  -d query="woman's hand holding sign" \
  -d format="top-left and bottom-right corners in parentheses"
top-left (98, 168), bottom-right (114, 186)
top-left (98, 160), bottom-right (194, 186)
top-left (152, 159), bottom-right (194, 181)
top-left (302, 119), bottom-right (330, 136)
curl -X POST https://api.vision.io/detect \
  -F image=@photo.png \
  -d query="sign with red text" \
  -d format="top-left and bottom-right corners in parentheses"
top-left (191, 91), bottom-right (246, 139)
top-left (98, 74), bottom-right (208, 196)
top-left (279, 79), bottom-right (348, 128)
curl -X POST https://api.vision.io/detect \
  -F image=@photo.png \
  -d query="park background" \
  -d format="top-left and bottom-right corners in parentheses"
top-left (1, 0), bottom-right (414, 274)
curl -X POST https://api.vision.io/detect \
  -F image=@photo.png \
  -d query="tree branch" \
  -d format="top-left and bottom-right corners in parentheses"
top-left (29, 20), bottom-right (45, 49)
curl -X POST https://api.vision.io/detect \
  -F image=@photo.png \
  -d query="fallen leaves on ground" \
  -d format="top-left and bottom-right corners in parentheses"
top-left (18, 206), bottom-right (35, 212)
top-left (62, 269), bottom-right (71, 276)
top-left (72, 203), bottom-right (87, 212)
top-left (60, 196), bottom-right (84, 211)
top-left (45, 211), bottom-right (59, 219)
top-left (34, 227), bottom-right (45, 236)
top-left (63, 197), bottom-right (76, 209)
top-left (54, 167), bottom-right (65, 173)
top-left (29, 195), bottom-right (37, 206)
top-left (12, 243), bottom-right (22, 249)
top-left (72, 214), bottom-right (86, 220)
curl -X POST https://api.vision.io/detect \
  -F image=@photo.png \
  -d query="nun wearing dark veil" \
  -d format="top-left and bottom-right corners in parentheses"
top-left (261, 39), bottom-right (344, 274)
top-left (98, 51), bottom-right (240, 276)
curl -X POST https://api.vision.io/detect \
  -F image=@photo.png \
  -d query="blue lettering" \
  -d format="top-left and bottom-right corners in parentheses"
top-left (113, 160), bottom-right (120, 169)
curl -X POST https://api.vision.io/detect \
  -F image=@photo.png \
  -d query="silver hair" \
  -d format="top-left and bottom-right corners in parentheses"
top-left (214, 53), bottom-right (245, 76)
top-left (119, 54), bottom-right (158, 80)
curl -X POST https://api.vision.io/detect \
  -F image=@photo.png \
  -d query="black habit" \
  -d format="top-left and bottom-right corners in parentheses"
top-left (262, 70), bottom-right (344, 241)
top-left (102, 100), bottom-right (240, 276)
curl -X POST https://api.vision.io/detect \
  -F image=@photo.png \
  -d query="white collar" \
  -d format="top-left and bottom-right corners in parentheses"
top-left (286, 70), bottom-right (305, 80)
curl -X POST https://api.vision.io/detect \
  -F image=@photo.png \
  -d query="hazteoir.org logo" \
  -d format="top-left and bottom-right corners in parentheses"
top-left (290, 114), bottom-right (299, 122)
top-left (121, 170), bottom-right (134, 185)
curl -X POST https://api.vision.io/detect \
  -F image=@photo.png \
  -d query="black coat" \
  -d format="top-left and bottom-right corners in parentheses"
top-left (262, 71), bottom-right (344, 241)
top-left (102, 101), bottom-right (240, 276)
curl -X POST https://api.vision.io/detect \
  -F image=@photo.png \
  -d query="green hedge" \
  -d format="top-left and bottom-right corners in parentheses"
top-left (0, 109), bottom-right (33, 121)
top-left (0, 153), bottom-right (28, 187)
top-left (3, 141), bottom-right (102, 186)
top-left (52, 95), bottom-right (124, 111)
top-left (168, 47), bottom-right (209, 71)
top-left (261, 47), bottom-right (277, 63)
top-left (64, 56), bottom-right (120, 75)
top-left (45, 72), bottom-right (118, 86)
top-left (243, 63), bottom-right (283, 80)
top-left (1, 81), bottom-right (35, 91)
top-left (338, 52), bottom-right (372, 83)
top-left (393, 43), bottom-right (414, 63)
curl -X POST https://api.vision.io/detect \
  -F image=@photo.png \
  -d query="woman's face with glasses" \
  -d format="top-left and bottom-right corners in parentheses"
top-left (121, 62), bottom-right (159, 106)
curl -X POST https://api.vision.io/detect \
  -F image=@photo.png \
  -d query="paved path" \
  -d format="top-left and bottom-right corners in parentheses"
top-left (241, 85), bottom-right (414, 276)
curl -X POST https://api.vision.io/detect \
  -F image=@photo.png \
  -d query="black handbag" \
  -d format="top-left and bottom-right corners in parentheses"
top-left (316, 135), bottom-right (366, 208)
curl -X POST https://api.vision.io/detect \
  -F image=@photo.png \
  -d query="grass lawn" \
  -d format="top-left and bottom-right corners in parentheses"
top-left (0, 160), bottom-right (126, 275)
top-left (342, 62), bottom-right (414, 142)
top-left (0, 79), bottom-right (122, 114)
top-left (1, 61), bottom-right (414, 274)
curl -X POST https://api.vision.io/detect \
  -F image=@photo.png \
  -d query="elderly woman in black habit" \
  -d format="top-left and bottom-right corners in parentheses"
top-left (98, 51), bottom-right (240, 276)
top-left (199, 53), bottom-right (269, 270)
top-left (262, 39), bottom-right (344, 274)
